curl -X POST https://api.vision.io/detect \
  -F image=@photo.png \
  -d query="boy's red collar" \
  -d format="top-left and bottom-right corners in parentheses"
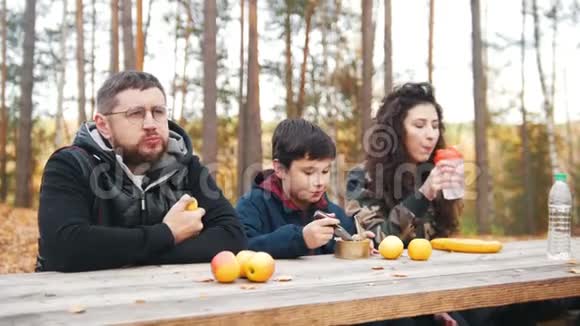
top-left (258, 173), bottom-right (328, 211)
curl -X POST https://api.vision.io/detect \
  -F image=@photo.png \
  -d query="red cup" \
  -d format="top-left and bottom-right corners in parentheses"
top-left (434, 147), bottom-right (464, 200)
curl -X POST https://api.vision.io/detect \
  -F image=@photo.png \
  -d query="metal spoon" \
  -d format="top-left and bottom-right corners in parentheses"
top-left (313, 210), bottom-right (354, 241)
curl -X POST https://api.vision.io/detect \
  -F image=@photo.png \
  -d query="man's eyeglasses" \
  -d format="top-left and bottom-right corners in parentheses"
top-left (104, 106), bottom-right (170, 125)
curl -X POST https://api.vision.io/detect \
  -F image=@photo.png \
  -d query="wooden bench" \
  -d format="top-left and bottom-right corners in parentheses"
top-left (1, 239), bottom-right (578, 325)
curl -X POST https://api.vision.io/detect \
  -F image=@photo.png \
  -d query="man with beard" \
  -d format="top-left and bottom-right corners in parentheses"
top-left (36, 71), bottom-right (246, 272)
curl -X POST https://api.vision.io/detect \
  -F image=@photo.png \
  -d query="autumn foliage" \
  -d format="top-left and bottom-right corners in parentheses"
top-left (0, 204), bottom-right (38, 273)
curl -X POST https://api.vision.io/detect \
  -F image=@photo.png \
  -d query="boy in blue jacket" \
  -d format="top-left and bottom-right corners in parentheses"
top-left (236, 119), bottom-right (363, 258)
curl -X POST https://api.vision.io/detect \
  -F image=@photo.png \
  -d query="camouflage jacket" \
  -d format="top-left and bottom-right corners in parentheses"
top-left (345, 165), bottom-right (446, 246)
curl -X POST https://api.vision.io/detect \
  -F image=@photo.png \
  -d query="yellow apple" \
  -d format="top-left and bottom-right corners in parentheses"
top-left (244, 252), bottom-right (275, 283)
top-left (235, 250), bottom-right (256, 278)
top-left (185, 197), bottom-right (198, 211)
top-left (408, 238), bottom-right (432, 261)
top-left (379, 235), bottom-right (404, 259)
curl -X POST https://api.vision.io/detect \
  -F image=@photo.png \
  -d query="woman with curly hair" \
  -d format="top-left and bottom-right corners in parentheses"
top-left (346, 82), bottom-right (463, 247)
top-left (346, 82), bottom-right (468, 326)
top-left (347, 82), bottom-right (575, 326)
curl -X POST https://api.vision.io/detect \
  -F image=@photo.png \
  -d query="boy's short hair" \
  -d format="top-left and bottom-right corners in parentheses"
top-left (272, 119), bottom-right (336, 168)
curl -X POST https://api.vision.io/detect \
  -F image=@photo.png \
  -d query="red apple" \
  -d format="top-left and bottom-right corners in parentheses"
top-left (211, 251), bottom-right (240, 283)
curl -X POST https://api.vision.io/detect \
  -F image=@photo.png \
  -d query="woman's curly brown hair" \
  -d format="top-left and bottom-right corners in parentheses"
top-left (364, 82), bottom-right (461, 236)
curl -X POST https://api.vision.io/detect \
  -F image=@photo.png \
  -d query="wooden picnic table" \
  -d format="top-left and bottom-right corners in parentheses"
top-left (1, 239), bottom-right (579, 325)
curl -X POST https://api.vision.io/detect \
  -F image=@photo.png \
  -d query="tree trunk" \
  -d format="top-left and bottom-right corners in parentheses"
top-left (136, 0), bottom-right (144, 71)
top-left (170, 2), bottom-right (180, 121)
top-left (179, 1), bottom-right (193, 125)
top-left (180, 33), bottom-right (190, 124)
top-left (56, 0), bottom-right (68, 148)
top-left (284, 0), bottom-right (295, 118)
top-left (237, 0), bottom-right (245, 197)
top-left (240, 0), bottom-right (262, 194)
top-left (296, 0), bottom-right (316, 118)
top-left (361, 0), bottom-right (373, 149)
top-left (90, 0), bottom-right (96, 117)
top-left (110, 0), bottom-right (119, 73)
top-left (0, 0), bottom-right (7, 201)
top-left (321, 0), bottom-right (341, 205)
top-left (532, 0), bottom-right (559, 176)
top-left (76, 0), bottom-right (87, 125)
top-left (550, 1), bottom-right (558, 107)
top-left (520, 0), bottom-right (534, 234)
top-left (471, 0), bottom-right (491, 234)
top-left (550, 2), bottom-right (566, 177)
top-left (309, 51), bottom-right (320, 123)
top-left (202, 0), bottom-right (218, 167)
top-left (550, 0), bottom-right (574, 180)
top-left (121, 0), bottom-right (135, 70)
top-left (428, 0), bottom-right (434, 83)
top-left (15, 0), bottom-right (36, 207)
top-left (383, 0), bottom-right (392, 95)
top-left (562, 70), bottom-right (574, 173)
top-left (143, 0), bottom-right (154, 57)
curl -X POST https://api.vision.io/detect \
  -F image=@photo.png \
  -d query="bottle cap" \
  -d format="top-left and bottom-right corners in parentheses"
top-left (555, 172), bottom-right (567, 182)
top-left (434, 147), bottom-right (462, 163)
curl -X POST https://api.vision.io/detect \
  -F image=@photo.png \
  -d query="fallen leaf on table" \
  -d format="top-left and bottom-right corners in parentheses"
top-left (197, 277), bottom-right (214, 283)
top-left (240, 284), bottom-right (257, 290)
top-left (569, 268), bottom-right (580, 274)
top-left (391, 273), bottom-right (408, 278)
top-left (273, 275), bottom-right (293, 282)
top-left (134, 299), bottom-right (146, 304)
top-left (68, 304), bottom-right (86, 314)
top-left (371, 266), bottom-right (384, 270)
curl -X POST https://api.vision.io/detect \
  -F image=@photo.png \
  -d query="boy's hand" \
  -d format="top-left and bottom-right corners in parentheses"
top-left (302, 217), bottom-right (340, 249)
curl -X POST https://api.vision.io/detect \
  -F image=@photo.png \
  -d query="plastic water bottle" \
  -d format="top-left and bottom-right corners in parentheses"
top-left (547, 173), bottom-right (573, 260)
top-left (434, 147), bottom-right (465, 200)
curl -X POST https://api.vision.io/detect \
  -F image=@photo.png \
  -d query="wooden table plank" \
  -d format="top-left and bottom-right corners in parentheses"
top-left (0, 238), bottom-right (555, 295)
top-left (0, 239), bottom-right (565, 301)
top-left (0, 239), bottom-right (578, 325)
top-left (0, 245), bottom-right (560, 311)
